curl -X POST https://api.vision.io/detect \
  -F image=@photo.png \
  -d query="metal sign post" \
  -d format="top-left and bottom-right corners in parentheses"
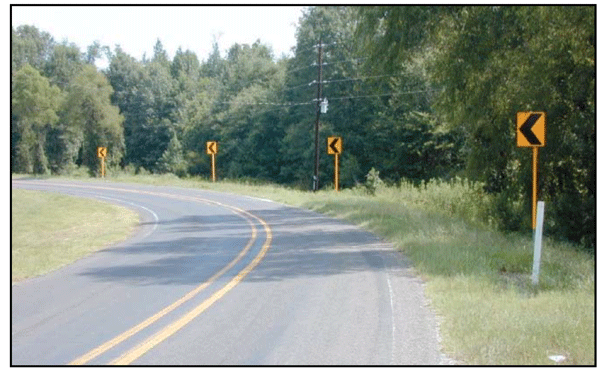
top-left (211, 154), bottom-right (216, 182)
top-left (532, 201), bottom-right (545, 285)
top-left (532, 146), bottom-right (539, 228)
top-left (334, 154), bottom-right (339, 192)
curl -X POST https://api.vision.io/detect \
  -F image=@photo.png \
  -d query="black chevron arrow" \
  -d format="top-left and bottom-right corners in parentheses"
top-left (519, 113), bottom-right (542, 145)
top-left (329, 138), bottom-right (339, 154)
top-left (208, 142), bottom-right (215, 154)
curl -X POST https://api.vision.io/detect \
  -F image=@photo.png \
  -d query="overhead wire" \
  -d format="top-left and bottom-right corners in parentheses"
top-left (322, 74), bottom-right (400, 85)
top-left (285, 63), bottom-right (317, 74)
top-left (325, 88), bottom-right (442, 101)
top-left (212, 98), bottom-right (314, 107)
top-left (321, 57), bottom-right (367, 67)
top-left (208, 40), bottom-right (439, 112)
top-left (211, 88), bottom-right (440, 111)
top-left (278, 81), bottom-right (316, 92)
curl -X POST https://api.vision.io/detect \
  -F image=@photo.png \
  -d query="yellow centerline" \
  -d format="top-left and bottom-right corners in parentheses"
top-left (110, 213), bottom-right (272, 365)
top-left (12, 181), bottom-right (271, 366)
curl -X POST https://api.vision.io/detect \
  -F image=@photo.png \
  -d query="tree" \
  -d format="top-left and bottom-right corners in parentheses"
top-left (106, 45), bottom-right (174, 171)
top-left (11, 25), bottom-right (55, 75)
top-left (201, 39), bottom-right (225, 79)
top-left (62, 65), bottom-right (125, 174)
top-left (84, 40), bottom-right (110, 66)
top-left (280, 6), bottom-right (371, 187)
top-left (12, 64), bottom-right (63, 174)
top-left (358, 6), bottom-right (594, 247)
top-left (428, 6), bottom-right (595, 246)
top-left (44, 41), bottom-right (84, 89)
top-left (156, 133), bottom-right (186, 176)
top-left (206, 41), bottom-right (286, 180)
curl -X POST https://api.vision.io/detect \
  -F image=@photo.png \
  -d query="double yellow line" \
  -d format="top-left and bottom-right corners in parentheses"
top-left (13, 181), bottom-right (272, 365)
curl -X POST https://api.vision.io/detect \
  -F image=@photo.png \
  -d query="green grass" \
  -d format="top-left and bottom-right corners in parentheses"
top-left (303, 186), bottom-right (594, 365)
top-left (12, 172), bottom-right (595, 364)
top-left (11, 188), bottom-right (139, 282)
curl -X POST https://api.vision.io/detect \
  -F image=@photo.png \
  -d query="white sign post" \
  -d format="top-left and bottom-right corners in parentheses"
top-left (531, 201), bottom-right (545, 285)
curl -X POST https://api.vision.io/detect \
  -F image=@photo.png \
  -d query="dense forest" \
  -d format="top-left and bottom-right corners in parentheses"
top-left (11, 6), bottom-right (595, 249)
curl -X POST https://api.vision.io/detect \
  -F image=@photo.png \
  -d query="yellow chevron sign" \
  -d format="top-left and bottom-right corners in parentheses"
top-left (516, 112), bottom-right (546, 147)
top-left (327, 137), bottom-right (342, 155)
top-left (206, 141), bottom-right (218, 155)
top-left (206, 141), bottom-right (219, 155)
top-left (97, 147), bottom-right (107, 158)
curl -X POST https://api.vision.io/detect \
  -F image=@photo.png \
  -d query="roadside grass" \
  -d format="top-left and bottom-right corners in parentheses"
top-left (11, 188), bottom-right (139, 282)
top-left (12, 173), bottom-right (595, 364)
top-left (304, 186), bottom-right (594, 365)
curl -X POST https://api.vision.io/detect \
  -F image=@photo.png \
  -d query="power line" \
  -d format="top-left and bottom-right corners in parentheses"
top-left (251, 103), bottom-right (312, 116)
top-left (287, 44), bottom-right (355, 74)
top-left (211, 89), bottom-right (441, 119)
top-left (278, 81), bottom-right (315, 92)
top-left (286, 63), bottom-right (317, 74)
top-left (321, 57), bottom-right (367, 67)
top-left (291, 44), bottom-right (318, 57)
top-left (322, 74), bottom-right (400, 85)
top-left (325, 88), bottom-right (442, 101)
top-left (213, 99), bottom-right (314, 107)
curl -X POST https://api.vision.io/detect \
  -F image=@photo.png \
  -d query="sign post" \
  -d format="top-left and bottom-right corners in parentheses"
top-left (516, 111), bottom-right (546, 285)
top-left (97, 147), bottom-right (107, 178)
top-left (531, 201), bottom-right (545, 285)
top-left (516, 112), bottom-right (546, 228)
top-left (206, 141), bottom-right (218, 182)
top-left (327, 136), bottom-right (342, 191)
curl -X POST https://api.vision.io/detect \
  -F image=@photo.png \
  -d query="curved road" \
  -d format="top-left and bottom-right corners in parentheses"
top-left (11, 179), bottom-right (442, 365)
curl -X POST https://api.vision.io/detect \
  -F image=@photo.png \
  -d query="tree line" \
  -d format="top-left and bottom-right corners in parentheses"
top-left (11, 6), bottom-right (595, 249)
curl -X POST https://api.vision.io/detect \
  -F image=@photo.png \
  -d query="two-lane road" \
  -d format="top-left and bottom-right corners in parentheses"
top-left (11, 179), bottom-right (442, 365)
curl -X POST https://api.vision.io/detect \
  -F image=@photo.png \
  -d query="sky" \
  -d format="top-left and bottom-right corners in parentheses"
top-left (11, 5), bottom-right (307, 69)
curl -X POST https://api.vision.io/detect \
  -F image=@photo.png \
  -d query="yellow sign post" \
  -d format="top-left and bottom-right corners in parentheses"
top-left (516, 112), bottom-right (546, 228)
top-left (206, 141), bottom-right (218, 182)
top-left (97, 147), bottom-right (107, 178)
top-left (327, 137), bottom-right (342, 191)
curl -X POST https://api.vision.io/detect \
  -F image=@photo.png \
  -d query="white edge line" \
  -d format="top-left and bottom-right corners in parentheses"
top-left (380, 255), bottom-right (397, 365)
top-left (93, 195), bottom-right (159, 240)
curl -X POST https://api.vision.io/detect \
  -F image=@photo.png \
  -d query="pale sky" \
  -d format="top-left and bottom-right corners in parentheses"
top-left (11, 5), bottom-right (307, 69)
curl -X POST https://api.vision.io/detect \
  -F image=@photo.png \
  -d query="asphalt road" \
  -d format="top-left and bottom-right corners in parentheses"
top-left (11, 179), bottom-right (442, 365)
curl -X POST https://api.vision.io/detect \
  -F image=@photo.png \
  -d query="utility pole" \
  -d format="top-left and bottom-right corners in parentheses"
top-left (313, 39), bottom-right (324, 192)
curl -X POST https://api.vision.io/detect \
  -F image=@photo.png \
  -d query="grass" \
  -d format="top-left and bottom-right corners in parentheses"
top-left (11, 188), bottom-right (139, 282)
top-left (12, 172), bottom-right (595, 365)
top-left (303, 185), bottom-right (594, 365)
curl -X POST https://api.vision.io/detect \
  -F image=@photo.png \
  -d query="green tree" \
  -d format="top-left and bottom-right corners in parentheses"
top-left (281, 6), bottom-right (371, 187)
top-left (105, 46), bottom-right (145, 167)
top-left (428, 6), bottom-right (595, 247)
top-left (199, 40), bottom-right (286, 181)
top-left (84, 40), bottom-right (110, 65)
top-left (11, 64), bottom-right (63, 174)
top-left (132, 40), bottom-right (176, 171)
top-left (359, 6), bottom-right (594, 247)
top-left (11, 25), bottom-right (55, 75)
top-left (171, 48), bottom-right (214, 176)
top-left (156, 133), bottom-right (186, 176)
top-left (62, 65), bottom-right (125, 174)
top-left (106, 44), bottom-right (175, 171)
top-left (44, 41), bottom-right (84, 89)
top-left (201, 40), bottom-right (225, 79)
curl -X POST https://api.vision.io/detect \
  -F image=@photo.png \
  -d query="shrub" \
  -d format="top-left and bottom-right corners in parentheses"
top-left (364, 167), bottom-right (383, 196)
